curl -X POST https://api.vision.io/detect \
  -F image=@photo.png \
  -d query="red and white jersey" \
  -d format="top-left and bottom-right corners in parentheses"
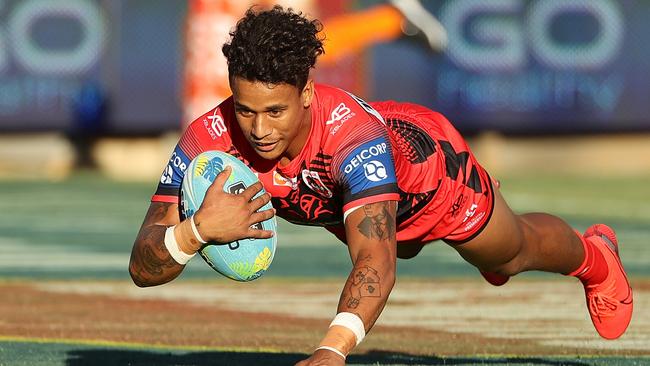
top-left (153, 84), bottom-right (493, 245)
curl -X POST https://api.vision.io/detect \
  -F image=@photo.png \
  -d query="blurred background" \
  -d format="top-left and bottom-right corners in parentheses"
top-left (0, 0), bottom-right (648, 280)
top-left (1, 0), bottom-right (650, 180)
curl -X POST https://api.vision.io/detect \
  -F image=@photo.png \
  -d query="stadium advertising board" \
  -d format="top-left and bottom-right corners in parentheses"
top-left (372, 0), bottom-right (650, 133)
top-left (1, 0), bottom-right (649, 134)
top-left (0, 0), bottom-right (107, 130)
top-left (0, 0), bottom-right (183, 133)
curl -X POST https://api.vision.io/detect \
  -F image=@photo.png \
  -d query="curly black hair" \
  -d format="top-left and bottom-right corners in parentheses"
top-left (222, 5), bottom-right (325, 89)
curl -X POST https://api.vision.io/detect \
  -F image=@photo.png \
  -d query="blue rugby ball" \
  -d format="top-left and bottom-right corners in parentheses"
top-left (180, 150), bottom-right (276, 281)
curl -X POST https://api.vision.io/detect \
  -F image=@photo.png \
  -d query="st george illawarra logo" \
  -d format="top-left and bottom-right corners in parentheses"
top-left (301, 169), bottom-right (333, 198)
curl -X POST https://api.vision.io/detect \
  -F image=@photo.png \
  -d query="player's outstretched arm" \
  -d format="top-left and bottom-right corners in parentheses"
top-left (296, 201), bottom-right (398, 366)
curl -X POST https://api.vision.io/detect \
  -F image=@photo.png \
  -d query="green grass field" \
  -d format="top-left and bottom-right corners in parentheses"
top-left (1, 172), bottom-right (648, 280)
top-left (0, 172), bottom-right (649, 365)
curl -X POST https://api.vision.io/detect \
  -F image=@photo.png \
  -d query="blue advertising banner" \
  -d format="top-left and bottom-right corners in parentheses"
top-left (371, 0), bottom-right (650, 134)
top-left (0, 0), bottom-right (108, 130)
top-left (1, 0), bottom-right (648, 134)
top-left (0, 0), bottom-right (184, 133)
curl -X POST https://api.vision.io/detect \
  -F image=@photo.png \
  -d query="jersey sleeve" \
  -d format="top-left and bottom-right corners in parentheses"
top-left (152, 100), bottom-right (234, 204)
top-left (331, 117), bottom-right (400, 218)
top-left (151, 127), bottom-right (199, 204)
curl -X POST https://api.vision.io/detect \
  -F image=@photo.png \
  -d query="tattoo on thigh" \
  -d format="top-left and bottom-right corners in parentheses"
top-left (346, 265), bottom-right (381, 309)
top-left (357, 202), bottom-right (395, 241)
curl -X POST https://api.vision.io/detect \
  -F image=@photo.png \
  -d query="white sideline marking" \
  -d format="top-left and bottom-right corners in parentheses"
top-left (0, 239), bottom-right (127, 270)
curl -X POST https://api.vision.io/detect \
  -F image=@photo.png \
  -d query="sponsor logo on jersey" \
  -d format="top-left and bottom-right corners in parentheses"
top-left (363, 160), bottom-right (388, 182)
top-left (160, 147), bottom-right (190, 186)
top-left (343, 141), bottom-right (388, 174)
top-left (462, 203), bottom-right (486, 232)
top-left (340, 138), bottom-right (396, 194)
top-left (160, 165), bottom-right (173, 184)
top-left (170, 150), bottom-right (188, 172)
top-left (326, 103), bottom-right (353, 125)
top-left (273, 171), bottom-right (297, 189)
top-left (204, 109), bottom-right (227, 139)
top-left (301, 169), bottom-right (333, 198)
top-left (328, 103), bottom-right (356, 135)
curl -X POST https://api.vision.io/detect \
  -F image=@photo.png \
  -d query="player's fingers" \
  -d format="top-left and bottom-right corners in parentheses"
top-left (246, 227), bottom-right (274, 239)
top-left (250, 208), bottom-right (275, 224)
top-left (209, 165), bottom-right (232, 191)
top-left (249, 192), bottom-right (271, 211)
top-left (240, 181), bottom-right (264, 200)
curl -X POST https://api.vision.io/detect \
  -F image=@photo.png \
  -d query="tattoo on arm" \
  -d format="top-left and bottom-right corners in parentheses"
top-left (131, 204), bottom-right (178, 283)
top-left (346, 265), bottom-right (381, 309)
top-left (357, 202), bottom-right (396, 241)
top-left (140, 226), bottom-right (176, 274)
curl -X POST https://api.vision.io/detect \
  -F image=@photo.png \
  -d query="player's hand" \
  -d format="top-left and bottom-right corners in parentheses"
top-left (193, 166), bottom-right (275, 243)
top-left (294, 349), bottom-right (346, 366)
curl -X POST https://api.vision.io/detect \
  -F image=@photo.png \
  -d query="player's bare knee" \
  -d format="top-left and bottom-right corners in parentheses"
top-left (486, 254), bottom-right (528, 277)
top-left (473, 236), bottom-right (530, 276)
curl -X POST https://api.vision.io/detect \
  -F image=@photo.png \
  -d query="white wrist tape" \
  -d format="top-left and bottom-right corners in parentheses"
top-left (330, 312), bottom-right (366, 346)
top-left (164, 226), bottom-right (196, 265)
top-left (190, 215), bottom-right (207, 244)
top-left (315, 346), bottom-right (346, 359)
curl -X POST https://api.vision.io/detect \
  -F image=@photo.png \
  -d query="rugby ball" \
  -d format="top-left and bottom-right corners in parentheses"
top-left (180, 150), bottom-right (277, 281)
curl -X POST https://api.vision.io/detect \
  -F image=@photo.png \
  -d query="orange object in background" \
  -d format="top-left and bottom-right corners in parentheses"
top-left (182, 0), bottom-right (249, 126)
top-left (319, 4), bottom-right (403, 66)
top-left (182, 0), bottom-right (408, 128)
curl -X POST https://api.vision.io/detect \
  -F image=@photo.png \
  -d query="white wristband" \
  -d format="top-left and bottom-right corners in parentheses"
top-left (190, 215), bottom-right (207, 244)
top-left (330, 312), bottom-right (366, 346)
top-left (164, 226), bottom-right (196, 265)
top-left (315, 346), bottom-right (346, 359)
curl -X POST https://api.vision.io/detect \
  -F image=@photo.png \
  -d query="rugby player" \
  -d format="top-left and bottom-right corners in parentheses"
top-left (129, 6), bottom-right (633, 365)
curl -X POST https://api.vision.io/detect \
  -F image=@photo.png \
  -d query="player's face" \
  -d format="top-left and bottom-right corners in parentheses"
top-left (231, 77), bottom-right (314, 164)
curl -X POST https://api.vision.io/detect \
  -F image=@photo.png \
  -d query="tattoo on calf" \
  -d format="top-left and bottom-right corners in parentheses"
top-left (346, 265), bottom-right (381, 309)
top-left (357, 202), bottom-right (395, 241)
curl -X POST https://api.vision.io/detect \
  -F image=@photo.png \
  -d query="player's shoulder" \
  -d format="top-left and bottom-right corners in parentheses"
top-left (186, 96), bottom-right (236, 133)
top-left (314, 83), bottom-right (349, 101)
top-left (370, 100), bottom-right (449, 124)
top-left (314, 84), bottom-right (385, 139)
top-left (181, 96), bottom-right (237, 148)
top-left (315, 84), bottom-right (379, 119)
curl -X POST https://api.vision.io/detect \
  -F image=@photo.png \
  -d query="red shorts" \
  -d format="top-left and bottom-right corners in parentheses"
top-left (437, 172), bottom-right (495, 245)
top-left (398, 153), bottom-right (495, 245)
top-left (433, 133), bottom-right (495, 245)
top-left (373, 101), bottom-right (496, 246)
